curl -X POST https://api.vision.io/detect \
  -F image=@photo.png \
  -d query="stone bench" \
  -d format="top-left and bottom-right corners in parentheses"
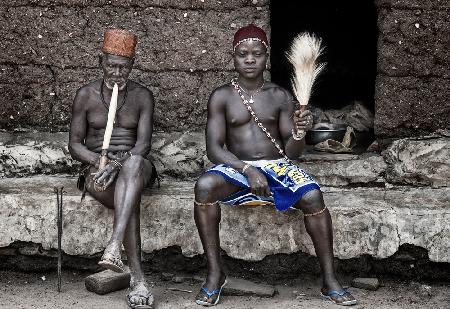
top-left (1, 131), bottom-right (449, 263)
top-left (1, 175), bottom-right (449, 263)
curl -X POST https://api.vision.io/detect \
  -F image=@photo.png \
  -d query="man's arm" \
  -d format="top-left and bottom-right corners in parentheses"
top-left (68, 88), bottom-right (99, 166)
top-left (206, 88), bottom-right (271, 197)
top-left (206, 89), bottom-right (246, 170)
top-left (127, 88), bottom-right (154, 157)
top-left (278, 91), bottom-right (311, 159)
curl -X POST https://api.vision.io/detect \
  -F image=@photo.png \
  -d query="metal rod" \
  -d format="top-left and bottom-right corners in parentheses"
top-left (54, 186), bottom-right (64, 292)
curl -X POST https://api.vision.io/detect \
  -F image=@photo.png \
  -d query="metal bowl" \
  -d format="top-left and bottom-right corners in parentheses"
top-left (305, 123), bottom-right (347, 145)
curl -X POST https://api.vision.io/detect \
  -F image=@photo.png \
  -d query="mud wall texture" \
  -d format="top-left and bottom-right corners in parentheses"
top-left (374, 0), bottom-right (450, 137)
top-left (0, 0), bottom-right (269, 131)
top-left (0, 0), bottom-right (448, 137)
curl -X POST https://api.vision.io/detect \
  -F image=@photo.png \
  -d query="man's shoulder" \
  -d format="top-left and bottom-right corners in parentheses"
top-left (76, 79), bottom-right (101, 97)
top-left (127, 80), bottom-right (152, 95)
top-left (212, 82), bottom-right (233, 97)
top-left (208, 82), bottom-right (233, 105)
top-left (127, 81), bottom-right (155, 111)
top-left (127, 81), bottom-right (154, 106)
top-left (265, 81), bottom-right (293, 102)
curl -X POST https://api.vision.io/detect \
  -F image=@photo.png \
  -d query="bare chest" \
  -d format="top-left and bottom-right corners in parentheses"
top-left (226, 99), bottom-right (279, 128)
top-left (86, 96), bottom-right (139, 130)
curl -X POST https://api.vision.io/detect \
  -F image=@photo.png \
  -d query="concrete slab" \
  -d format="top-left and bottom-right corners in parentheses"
top-left (0, 176), bottom-right (449, 263)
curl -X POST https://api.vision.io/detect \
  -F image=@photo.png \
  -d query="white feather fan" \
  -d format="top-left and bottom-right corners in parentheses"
top-left (286, 33), bottom-right (326, 108)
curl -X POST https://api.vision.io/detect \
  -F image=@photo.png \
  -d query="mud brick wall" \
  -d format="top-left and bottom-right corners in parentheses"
top-left (0, 0), bottom-right (269, 131)
top-left (374, 0), bottom-right (450, 137)
top-left (1, 0), bottom-right (448, 138)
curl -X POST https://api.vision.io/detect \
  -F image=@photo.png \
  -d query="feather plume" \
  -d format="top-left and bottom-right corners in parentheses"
top-left (286, 32), bottom-right (326, 107)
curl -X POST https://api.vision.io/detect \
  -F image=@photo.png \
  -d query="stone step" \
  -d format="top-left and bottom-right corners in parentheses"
top-left (3, 132), bottom-right (449, 187)
top-left (0, 131), bottom-right (385, 186)
top-left (0, 176), bottom-right (449, 263)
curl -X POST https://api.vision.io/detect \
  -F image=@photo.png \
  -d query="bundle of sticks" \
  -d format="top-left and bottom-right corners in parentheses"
top-left (286, 32), bottom-right (326, 134)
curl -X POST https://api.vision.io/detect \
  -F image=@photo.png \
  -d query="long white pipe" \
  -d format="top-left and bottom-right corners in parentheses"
top-left (101, 83), bottom-right (118, 150)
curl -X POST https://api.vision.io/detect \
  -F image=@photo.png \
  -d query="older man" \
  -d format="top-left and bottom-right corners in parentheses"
top-left (193, 24), bottom-right (357, 306)
top-left (69, 29), bottom-right (155, 308)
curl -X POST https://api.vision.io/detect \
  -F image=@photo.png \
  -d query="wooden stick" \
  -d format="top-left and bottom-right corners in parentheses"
top-left (54, 186), bottom-right (64, 292)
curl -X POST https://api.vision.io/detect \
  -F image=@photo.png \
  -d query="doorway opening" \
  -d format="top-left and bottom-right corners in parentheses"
top-left (270, 1), bottom-right (378, 112)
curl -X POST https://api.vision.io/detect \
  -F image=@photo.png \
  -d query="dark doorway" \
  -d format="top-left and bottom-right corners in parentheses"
top-left (270, 1), bottom-right (378, 111)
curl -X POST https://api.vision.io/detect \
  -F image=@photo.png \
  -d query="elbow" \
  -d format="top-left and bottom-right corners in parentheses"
top-left (142, 143), bottom-right (151, 156)
top-left (287, 153), bottom-right (300, 161)
top-left (206, 148), bottom-right (219, 164)
top-left (285, 148), bottom-right (302, 160)
top-left (68, 143), bottom-right (76, 159)
top-left (285, 150), bottom-right (298, 160)
top-left (68, 142), bottom-right (83, 161)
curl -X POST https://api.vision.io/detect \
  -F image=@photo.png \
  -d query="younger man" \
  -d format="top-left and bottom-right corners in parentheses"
top-left (193, 24), bottom-right (357, 306)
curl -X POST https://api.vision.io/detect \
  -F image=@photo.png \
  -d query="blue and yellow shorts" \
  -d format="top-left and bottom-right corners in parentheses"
top-left (206, 159), bottom-right (320, 211)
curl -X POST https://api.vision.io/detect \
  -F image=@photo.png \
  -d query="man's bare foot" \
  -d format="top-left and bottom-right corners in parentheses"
top-left (127, 280), bottom-right (154, 308)
top-left (321, 277), bottom-right (357, 306)
top-left (98, 241), bottom-right (125, 273)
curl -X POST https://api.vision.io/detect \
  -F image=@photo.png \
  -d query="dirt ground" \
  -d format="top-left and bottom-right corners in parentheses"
top-left (0, 270), bottom-right (448, 309)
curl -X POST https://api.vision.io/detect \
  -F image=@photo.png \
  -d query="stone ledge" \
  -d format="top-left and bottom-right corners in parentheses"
top-left (2, 131), bottom-right (450, 187)
top-left (383, 137), bottom-right (450, 187)
top-left (1, 176), bottom-right (449, 263)
top-left (0, 131), bottom-right (387, 187)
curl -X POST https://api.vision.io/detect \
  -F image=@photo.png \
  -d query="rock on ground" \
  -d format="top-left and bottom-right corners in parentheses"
top-left (351, 277), bottom-right (380, 291)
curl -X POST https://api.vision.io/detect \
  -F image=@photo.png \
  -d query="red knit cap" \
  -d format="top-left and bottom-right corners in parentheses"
top-left (102, 29), bottom-right (137, 58)
top-left (233, 24), bottom-right (269, 51)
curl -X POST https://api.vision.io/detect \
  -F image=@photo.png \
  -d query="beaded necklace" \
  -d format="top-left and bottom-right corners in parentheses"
top-left (231, 78), bottom-right (292, 163)
top-left (237, 80), bottom-right (265, 104)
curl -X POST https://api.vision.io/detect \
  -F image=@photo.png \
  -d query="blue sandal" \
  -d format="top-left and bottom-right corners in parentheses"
top-left (195, 279), bottom-right (228, 306)
top-left (321, 289), bottom-right (358, 306)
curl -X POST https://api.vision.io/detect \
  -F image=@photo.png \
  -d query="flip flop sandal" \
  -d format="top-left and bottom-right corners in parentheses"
top-left (98, 254), bottom-right (125, 273)
top-left (321, 289), bottom-right (358, 306)
top-left (127, 291), bottom-right (154, 309)
top-left (195, 279), bottom-right (228, 307)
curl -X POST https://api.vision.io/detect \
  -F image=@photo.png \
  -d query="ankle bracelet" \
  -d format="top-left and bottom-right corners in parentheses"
top-left (303, 206), bottom-right (327, 217)
top-left (194, 200), bottom-right (219, 207)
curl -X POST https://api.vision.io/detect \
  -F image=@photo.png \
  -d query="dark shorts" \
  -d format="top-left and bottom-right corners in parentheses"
top-left (77, 153), bottom-right (159, 198)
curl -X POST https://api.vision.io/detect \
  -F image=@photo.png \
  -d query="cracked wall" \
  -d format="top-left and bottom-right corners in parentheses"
top-left (0, 0), bottom-right (269, 131)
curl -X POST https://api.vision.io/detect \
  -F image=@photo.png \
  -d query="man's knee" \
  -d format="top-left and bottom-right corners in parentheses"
top-left (297, 189), bottom-right (325, 212)
top-left (194, 173), bottom-right (222, 202)
top-left (121, 155), bottom-right (145, 177)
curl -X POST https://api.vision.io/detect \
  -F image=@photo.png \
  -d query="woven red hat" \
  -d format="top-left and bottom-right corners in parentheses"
top-left (233, 24), bottom-right (268, 51)
top-left (102, 29), bottom-right (137, 58)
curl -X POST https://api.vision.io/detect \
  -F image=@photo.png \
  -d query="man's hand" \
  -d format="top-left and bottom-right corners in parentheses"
top-left (89, 155), bottom-right (101, 169)
top-left (293, 109), bottom-right (313, 132)
top-left (244, 166), bottom-right (271, 197)
top-left (107, 151), bottom-right (130, 163)
top-left (93, 162), bottom-right (120, 190)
